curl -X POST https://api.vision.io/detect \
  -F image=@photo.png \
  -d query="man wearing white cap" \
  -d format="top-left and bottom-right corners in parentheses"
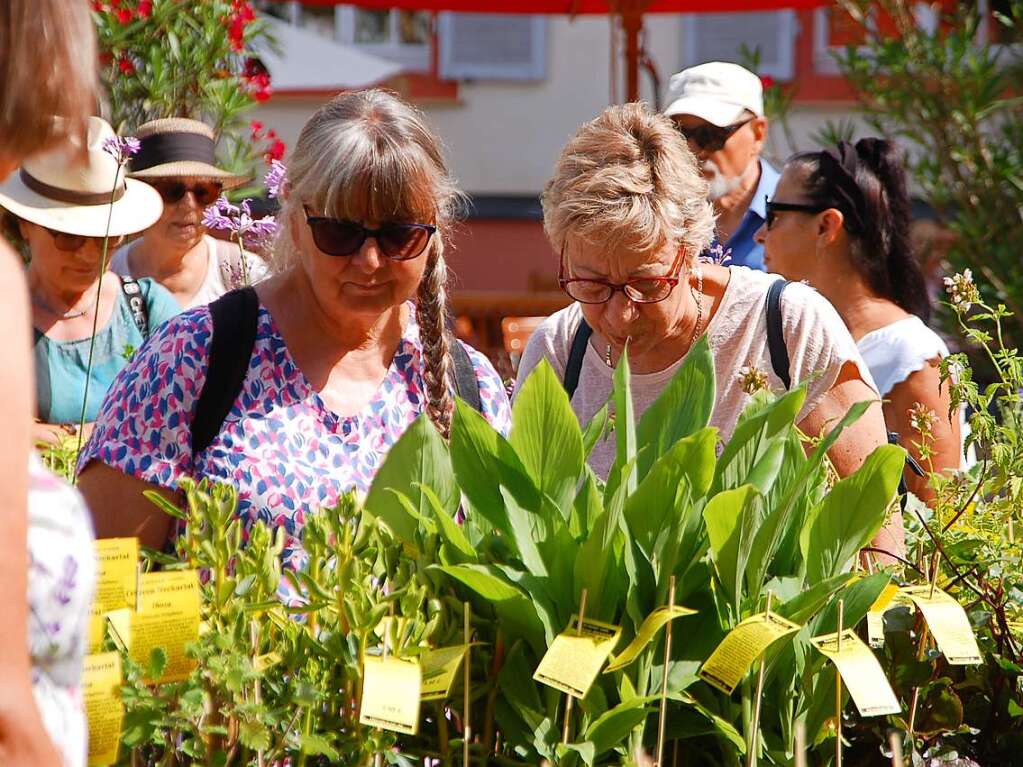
top-left (664, 61), bottom-right (779, 271)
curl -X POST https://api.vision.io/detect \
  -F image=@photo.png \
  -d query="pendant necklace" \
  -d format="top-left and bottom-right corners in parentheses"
top-left (32, 294), bottom-right (90, 320)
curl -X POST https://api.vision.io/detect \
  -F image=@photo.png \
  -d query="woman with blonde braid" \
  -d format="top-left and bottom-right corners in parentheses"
top-left (78, 91), bottom-right (510, 599)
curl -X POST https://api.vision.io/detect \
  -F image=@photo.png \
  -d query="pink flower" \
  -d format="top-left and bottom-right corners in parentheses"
top-left (202, 196), bottom-right (278, 248)
top-left (264, 160), bottom-right (287, 199)
top-left (102, 135), bottom-right (141, 164)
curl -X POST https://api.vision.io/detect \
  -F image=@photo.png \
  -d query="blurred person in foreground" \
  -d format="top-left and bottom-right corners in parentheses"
top-left (0, 0), bottom-right (103, 764)
top-left (111, 118), bottom-right (269, 308)
top-left (516, 103), bottom-right (903, 558)
top-left (757, 139), bottom-right (967, 498)
top-left (664, 61), bottom-right (778, 270)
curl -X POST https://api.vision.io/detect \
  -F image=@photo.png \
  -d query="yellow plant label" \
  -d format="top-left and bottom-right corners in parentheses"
top-left (138, 570), bottom-right (200, 612)
top-left (902, 585), bottom-right (983, 665)
top-left (123, 571), bottom-right (202, 682)
top-left (420, 645), bottom-right (468, 701)
top-left (360, 655), bottom-right (422, 734)
top-left (605, 605), bottom-right (697, 673)
top-left (93, 538), bottom-right (138, 612)
top-left (699, 612), bottom-right (801, 695)
top-left (105, 608), bottom-right (132, 650)
top-left (533, 617), bottom-right (622, 698)
top-left (810, 629), bottom-right (901, 717)
top-left (83, 652), bottom-right (124, 767)
top-left (866, 583), bottom-right (902, 648)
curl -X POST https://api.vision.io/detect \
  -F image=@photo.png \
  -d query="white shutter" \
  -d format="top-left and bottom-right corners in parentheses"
top-left (680, 11), bottom-right (796, 81)
top-left (438, 14), bottom-right (546, 81)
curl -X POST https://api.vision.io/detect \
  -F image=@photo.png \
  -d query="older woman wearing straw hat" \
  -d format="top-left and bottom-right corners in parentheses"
top-left (0, 116), bottom-right (181, 445)
top-left (110, 118), bottom-right (269, 308)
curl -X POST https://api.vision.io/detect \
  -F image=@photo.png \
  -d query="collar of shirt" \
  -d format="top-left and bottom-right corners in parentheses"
top-left (720, 159), bottom-right (781, 270)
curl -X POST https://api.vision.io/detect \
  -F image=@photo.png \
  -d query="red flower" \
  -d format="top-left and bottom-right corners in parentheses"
top-left (116, 7), bottom-right (133, 23)
top-left (99, 51), bottom-right (114, 66)
top-left (264, 139), bottom-right (286, 163)
top-left (245, 70), bottom-right (272, 102)
top-left (118, 56), bottom-right (135, 75)
top-left (759, 74), bottom-right (776, 90)
top-left (90, 1), bottom-right (106, 11)
top-left (249, 120), bottom-right (264, 137)
top-left (137, 0), bottom-right (153, 18)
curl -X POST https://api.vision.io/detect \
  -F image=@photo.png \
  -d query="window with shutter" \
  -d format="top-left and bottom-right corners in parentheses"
top-left (438, 14), bottom-right (546, 82)
top-left (680, 11), bottom-right (797, 81)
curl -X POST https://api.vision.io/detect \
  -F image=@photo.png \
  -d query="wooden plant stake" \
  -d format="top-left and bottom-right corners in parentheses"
top-left (561, 589), bottom-right (589, 746)
top-left (889, 730), bottom-right (904, 767)
top-left (655, 576), bottom-right (677, 767)
top-left (746, 592), bottom-right (774, 767)
top-left (250, 621), bottom-right (264, 767)
top-left (373, 602), bottom-right (396, 767)
top-left (910, 559), bottom-right (941, 738)
top-left (794, 721), bottom-right (807, 767)
top-left (835, 600), bottom-right (844, 767)
top-left (463, 602), bottom-right (472, 767)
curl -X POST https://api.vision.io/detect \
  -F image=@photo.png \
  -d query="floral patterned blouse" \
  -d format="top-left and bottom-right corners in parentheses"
top-left (79, 301), bottom-right (511, 599)
top-left (28, 454), bottom-right (96, 767)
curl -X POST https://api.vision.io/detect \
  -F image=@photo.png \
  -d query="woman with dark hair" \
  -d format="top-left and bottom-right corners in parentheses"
top-left (756, 138), bottom-right (964, 496)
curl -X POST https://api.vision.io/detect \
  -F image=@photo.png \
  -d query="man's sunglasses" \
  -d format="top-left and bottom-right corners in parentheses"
top-left (304, 208), bottom-right (436, 260)
top-left (764, 198), bottom-right (831, 229)
top-left (679, 117), bottom-right (754, 152)
top-left (45, 227), bottom-right (124, 252)
top-left (151, 179), bottom-right (223, 206)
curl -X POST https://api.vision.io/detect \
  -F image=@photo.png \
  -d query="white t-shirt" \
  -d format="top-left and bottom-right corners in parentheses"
top-left (111, 234), bottom-right (270, 309)
top-left (516, 267), bottom-right (877, 478)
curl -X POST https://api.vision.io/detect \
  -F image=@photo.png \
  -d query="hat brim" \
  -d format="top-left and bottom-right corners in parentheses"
top-left (663, 97), bottom-right (751, 127)
top-left (0, 174), bottom-right (163, 238)
top-left (129, 161), bottom-right (248, 190)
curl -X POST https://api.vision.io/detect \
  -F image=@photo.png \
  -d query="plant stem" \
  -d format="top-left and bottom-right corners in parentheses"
top-left (656, 577), bottom-right (676, 767)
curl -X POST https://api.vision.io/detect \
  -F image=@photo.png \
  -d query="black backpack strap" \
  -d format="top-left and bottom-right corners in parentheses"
top-left (120, 276), bottom-right (150, 338)
top-left (450, 340), bottom-right (483, 413)
top-left (190, 288), bottom-right (260, 455)
top-left (33, 332), bottom-right (51, 421)
top-left (564, 319), bottom-right (593, 400)
top-left (765, 279), bottom-right (792, 390)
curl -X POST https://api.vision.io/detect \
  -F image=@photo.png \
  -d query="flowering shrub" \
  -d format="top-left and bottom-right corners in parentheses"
top-left (92, 0), bottom-right (282, 181)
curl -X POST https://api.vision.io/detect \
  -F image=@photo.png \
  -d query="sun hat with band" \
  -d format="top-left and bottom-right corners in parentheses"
top-left (128, 118), bottom-right (247, 188)
top-left (0, 116), bottom-right (163, 237)
top-left (663, 61), bottom-right (764, 127)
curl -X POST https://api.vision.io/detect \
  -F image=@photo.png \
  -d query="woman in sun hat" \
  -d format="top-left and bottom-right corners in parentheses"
top-left (110, 118), bottom-right (270, 308)
top-left (0, 116), bottom-right (181, 444)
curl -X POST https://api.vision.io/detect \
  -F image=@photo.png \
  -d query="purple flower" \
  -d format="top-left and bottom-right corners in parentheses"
top-left (202, 195), bottom-right (277, 247)
top-left (102, 135), bottom-right (141, 165)
top-left (701, 242), bottom-right (732, 265)
top-left (264, 159), bottom-right (288, 199)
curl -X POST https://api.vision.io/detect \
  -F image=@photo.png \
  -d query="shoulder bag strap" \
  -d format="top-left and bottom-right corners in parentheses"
top-left (190, 287), bottom-right (260, 455)
top-left (765, 278), bottom-right (792, 390)
top-left (563, 319), bottom-right (593, 400)
top-left (450, 340), bottom-right (483, 414)
top-left (120, 276), bottom-right (151, 339)
top-left (33, 332), bottom-right (51, 421)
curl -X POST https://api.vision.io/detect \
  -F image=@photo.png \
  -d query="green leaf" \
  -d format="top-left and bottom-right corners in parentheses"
top-left (510, 360), bottom-right (585, 512)
top-left (238, 719), bottom-right (270, 751)
top-left (363, 414), bottom-right (455, 544)
top-left (298, 733), bottom-right (339, 760)
top-left (500, 486), bottom-right (549, 577)
top-left (635, 334), bottom-right (715, 480)
top-left (147, 647), bottom-right (167, 681)
top-left (419, 483), bottom-right (477, 563)
top-left (143, 489), bottom-right (186, 520)
top-left (803, 445), bottom-right (904, 583)
top-left (776, 573), bottom-right (859, 625)
top-left (582, 404), bottom-right (611, 460)
top-left (557, 741), bottom-right (596, 766)
top-left (608, 346), bottom-right (638, 497)
top-left (583, 699), bottom-right (651, 758)
top-left (703, 485), bottom-right (763, 611)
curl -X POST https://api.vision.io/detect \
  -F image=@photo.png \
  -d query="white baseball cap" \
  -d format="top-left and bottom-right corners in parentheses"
top-left (663, 62), bottom-right (764, 127)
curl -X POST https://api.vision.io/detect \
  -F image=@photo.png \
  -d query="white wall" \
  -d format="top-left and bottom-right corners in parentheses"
top-left (253, 14), bottom-right (864, 196)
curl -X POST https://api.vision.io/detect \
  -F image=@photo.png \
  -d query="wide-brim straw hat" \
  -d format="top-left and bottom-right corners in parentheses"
top-left (0, 116), bottom-right (163, 238)
top-left (128, 118), bottom-right (248, 188)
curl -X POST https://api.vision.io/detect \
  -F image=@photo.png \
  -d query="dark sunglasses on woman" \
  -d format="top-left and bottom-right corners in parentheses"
top-left (151, 179), bottom-right (223, 206)
top-left (44, 228), bottom-right (124, 252)
top-left (304, 208), bottom-right (436, 260)
top-left (764, 197), bottom-right (830, 229)
top-left (678, 117), bottom-right (754, 153)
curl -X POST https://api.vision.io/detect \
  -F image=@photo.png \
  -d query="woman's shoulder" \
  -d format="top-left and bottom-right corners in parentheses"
top-left (522, 303), bottom-right (584, 360)
top-left (131, 275), bottom-right (184, 324)
top-left (857, 316), bottom-right (949, 395)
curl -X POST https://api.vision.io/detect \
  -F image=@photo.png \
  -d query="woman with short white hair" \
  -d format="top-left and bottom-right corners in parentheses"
top-left (517, 102), bottom-right (903, 554)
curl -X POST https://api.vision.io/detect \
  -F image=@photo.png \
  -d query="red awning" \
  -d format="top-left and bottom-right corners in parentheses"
top-left (302, 0), bottom-right (825, 12)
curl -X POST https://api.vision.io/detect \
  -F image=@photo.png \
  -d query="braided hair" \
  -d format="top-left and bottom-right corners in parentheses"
top-left (272, 90), bottom-right (464, 437)
top-left (789, 138), bottom-right (930, 322)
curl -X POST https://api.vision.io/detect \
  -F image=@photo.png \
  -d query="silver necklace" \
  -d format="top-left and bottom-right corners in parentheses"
top-left (32, 294), bottom-right (90, 320)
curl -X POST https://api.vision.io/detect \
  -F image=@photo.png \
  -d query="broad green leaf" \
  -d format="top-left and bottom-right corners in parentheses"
top-left (703, 485), bottom-right (763, 611)
top-left (605, 605), bottom-right (696, 672)
top-left (570, 468), bottom-right (604, 539)
top-left (363, 414), bottom-right (455, 544)
top-left (625, 427), bottom-right (717, 556)
top-left (239, 720), bottom-right (270, 751)
top-left (510, 360), bottom-right (585, 513)
top-left (573, 500), bottom-right (627, 623)
top-left (803, 445), bottom-right (904, 583)
top-left (667, 691), bottom-right (747, 752)
top-left (608, 346), bottom-right (637, 497)
top-left (450, 398), bottom-right (539, 534)
top-left (582, 404), bottom-right (611, 460)
top-left (635, 334), bottom-right (715, 480)
top-left (418, 483), bottom-right (476, 563)
top-left (500, 486), bottom-right (549, 577)
top-left (556, 741), bottom-right (596, 766)
top-left (299, 733), bottom-right (339, 760)
top-left (497, 640), bottom-right (545, 730)
top-left (775, 573), bottom-right (858, 625)
top-left (583, 699), bottom-right (652, 757)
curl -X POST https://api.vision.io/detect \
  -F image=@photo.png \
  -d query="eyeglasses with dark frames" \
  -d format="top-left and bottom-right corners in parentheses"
top-left (303, 207), bottom-right (436, 260)
top-left (558, 246), bottom-right (687, 305)
top-left (677, 117), bottom-right (754, 152)
top-left (151, 179), bottom-right (223, 206)
top-left (44, 227), bottom-right (124, 252)
top-left (764, 197), bottom-right (831, 229)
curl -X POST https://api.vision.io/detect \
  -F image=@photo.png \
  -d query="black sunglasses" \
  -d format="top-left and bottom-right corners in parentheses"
top-left (678, 117), bottom-right (754, 152)
top-left (151, 179), bottom-right (223, 206)
top-left (765, 198), bottom-right (831, 229)
top-left (304, 208), bottom-right (436, 260)
top-left (44, 227), bottom-right (124, 252)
